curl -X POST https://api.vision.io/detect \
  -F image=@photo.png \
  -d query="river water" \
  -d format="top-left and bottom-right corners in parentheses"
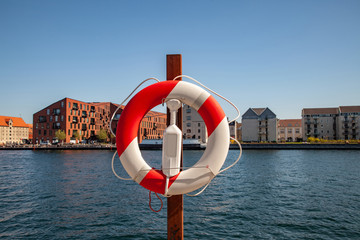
top-left (1, 150), bottom-right (359, 239)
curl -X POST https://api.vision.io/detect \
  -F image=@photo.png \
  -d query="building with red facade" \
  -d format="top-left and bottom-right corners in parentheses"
top-left (33, 98), bottom-right (166, 144)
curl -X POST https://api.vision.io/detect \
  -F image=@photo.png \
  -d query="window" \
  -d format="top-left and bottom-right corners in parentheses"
top-left (61, 101), bottom-right (64, 108)
top-left (295, 128), bottom-right (300, 133)
top-left (288, 129), bottom-right (292, 133)
top-left (50, 116), bottom-right (53, 122)
top-left (69, 102), bottom-right (71, 108)
top-left (47, 109), bottom-right (50, 115)
top-left (186, 108), bottom-right (191, 113)
top-left (187, 123), bottom-right (191, 127)
top-left (61, 115), bottom-right (64, 121)
top-left (186, 116), bottom-right (191, 120)
top-left (198, 129), bottom-right (200, 133)
top-left (55, 116), bottom-right (58, 122)
top-left (187, 129), bottom-right (191, 133)
top-left (198, 123), bottom-right (201, 127)
top-left (53, 109), bottom-right (61, 115)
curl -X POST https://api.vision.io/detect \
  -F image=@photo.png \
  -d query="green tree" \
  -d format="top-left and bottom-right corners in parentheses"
top-left (72, 130), bottom-right (81, 143)
top-left (96, 128), bottom-right (108, 142)
top-left (55, 130), bottom-right (66, 144)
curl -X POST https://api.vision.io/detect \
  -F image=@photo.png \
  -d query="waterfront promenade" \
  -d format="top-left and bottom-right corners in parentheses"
top-left (1, 143), bottom-right (360, 150)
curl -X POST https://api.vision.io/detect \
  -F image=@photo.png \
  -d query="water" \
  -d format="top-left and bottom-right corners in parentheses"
top-left (1, 150), bottom-right (360, 239)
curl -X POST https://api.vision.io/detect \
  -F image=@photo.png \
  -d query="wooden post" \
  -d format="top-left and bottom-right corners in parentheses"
top-left (166, 54), bottom-right (183, 240)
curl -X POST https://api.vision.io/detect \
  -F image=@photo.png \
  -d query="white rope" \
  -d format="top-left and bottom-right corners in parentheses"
top-left (109, 77), bottom-right (160, 137)
top-left (218, 137), bottom-right (242, 174)
top-left (173, 75), bottom-right (240, 124)
top-left (111, 151), bottom-right (132, 181)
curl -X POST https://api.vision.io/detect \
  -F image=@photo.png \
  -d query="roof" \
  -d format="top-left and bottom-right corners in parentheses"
top-left (302, 108), bottom-right (339, 115)
top-left (252, 108), bottom-right (266, 115)
top-left (278, 119), bottom-right (302, 127)
top-left (0, 116), bottom-right (29, 128)
top-left (339, 106), bottom-right (360, 113)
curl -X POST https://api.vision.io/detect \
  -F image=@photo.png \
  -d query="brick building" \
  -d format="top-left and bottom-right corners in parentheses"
top-left (33, 98), bottom-right (166, 144)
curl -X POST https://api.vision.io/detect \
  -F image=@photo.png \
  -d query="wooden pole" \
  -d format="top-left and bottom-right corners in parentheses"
top-left (166, 54), bottom-right (183, 240)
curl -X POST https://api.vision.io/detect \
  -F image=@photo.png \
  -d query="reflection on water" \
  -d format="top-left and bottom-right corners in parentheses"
top-left (1, 150), bottom-right (360, 239)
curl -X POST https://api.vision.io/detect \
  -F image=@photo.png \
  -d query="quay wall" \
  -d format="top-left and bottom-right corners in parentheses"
top-left (1, 143), bottom-right (360, 150)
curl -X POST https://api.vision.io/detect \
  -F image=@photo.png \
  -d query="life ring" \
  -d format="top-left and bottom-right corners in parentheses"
top-left (116, 81), bottom-right (229, 195)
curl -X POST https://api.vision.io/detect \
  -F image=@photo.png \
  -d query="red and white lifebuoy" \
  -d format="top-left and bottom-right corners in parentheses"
top-left (116, 81), bottom-right (229, 195)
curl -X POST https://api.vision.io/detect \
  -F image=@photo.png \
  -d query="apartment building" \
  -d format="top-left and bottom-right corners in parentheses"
top-left (0, 116), bottom-right (30, 145)
top-left (278, 119), bottom-right (302, 142)
top-left (302, 106), bottom-right (360, 140)
top-left (337, 106), bottom-right (360, 140)
top-left (33, 98), bottom-right (166, 144)
top-left (182, 105), bottom-right (207, 143)
top-left (242, 108), bottom-right (278, 142)
top-left (302, 107), bottom-right (337, 140)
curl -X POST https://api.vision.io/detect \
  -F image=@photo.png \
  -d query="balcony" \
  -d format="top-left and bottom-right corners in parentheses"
top-left (81, 111), bottom-right (87, 118)
top-left (53, 123), bottom-right (61, 129)
top-left (72, 117), bottom-right (78, 123)
top-left (81, 125), bottom-right (87, 131)
top-left (90, 107), bottom-right (95, 112)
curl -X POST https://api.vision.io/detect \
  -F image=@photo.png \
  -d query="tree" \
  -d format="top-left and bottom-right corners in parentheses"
top-left (96, 128), bottom-right (108, 142)
top-left (72, 131), bottom-right (81, 143)
top-left (55, 130), bottom-right (66, 144)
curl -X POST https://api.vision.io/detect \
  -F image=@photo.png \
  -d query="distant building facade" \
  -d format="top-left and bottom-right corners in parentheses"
top-left (33, 98), bottom-right (166, 144)
top-left (0, 116), bottom-right (29, 145)
top-left (302, 106), bottom-right (360, 140)
top-left (278, 119), bottom-right (302, 142)
top-left (242, 108), bottom-right (278, 142)
top-left (337, 106), bottom-right (360, 140)
top-left (182, 105), bottom-right (207, 143)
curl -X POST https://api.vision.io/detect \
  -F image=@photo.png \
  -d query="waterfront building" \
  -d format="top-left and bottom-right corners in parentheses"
top-left (229, 121), bottom-right (241, 141)
top-left (301, 106), bottom-right (360, 140)
top-left (182, 105), bottom-right (207, 143)
top-left (0, 116), bottom-right (30, 145)
top-left (302, 108), bottom-right (338, 140)
top-left (27, 124), bottom-right (33, 143)
top-left (242, 108), bottom-right (278, 142)
top-left (33, 98), bottom-right (166, 144)
top-left (236, 123), bottom-right (242, 142)
top-left (278, 119), bottom-right (302, 142)
top-left (337, 106), bottom-right (360, 140)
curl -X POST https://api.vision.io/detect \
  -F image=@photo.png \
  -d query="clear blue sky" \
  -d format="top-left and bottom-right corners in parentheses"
top-left (1, 0), bottom-right (359, 124)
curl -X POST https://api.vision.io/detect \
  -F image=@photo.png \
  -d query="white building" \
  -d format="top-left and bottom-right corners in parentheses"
top-left (0, 116), bottom-right (29, 145)
top-left (301, 106), bottom-right (360, 140)
top-left (242, 108), bottom-right (278, 142)
top-left (182, 105), bottom-right (207, 143)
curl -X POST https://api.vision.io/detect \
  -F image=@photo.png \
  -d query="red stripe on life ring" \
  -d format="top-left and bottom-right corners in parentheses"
top-left (197, 95), bottom-right (226, 137)
top-left (140, 169), bottom-right (181, 194)
top-left (116, 81), bottom-right (179, 156)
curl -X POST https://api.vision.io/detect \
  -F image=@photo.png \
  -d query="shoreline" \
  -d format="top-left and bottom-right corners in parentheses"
top-left (1, 143), bottom-right (360, 151)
